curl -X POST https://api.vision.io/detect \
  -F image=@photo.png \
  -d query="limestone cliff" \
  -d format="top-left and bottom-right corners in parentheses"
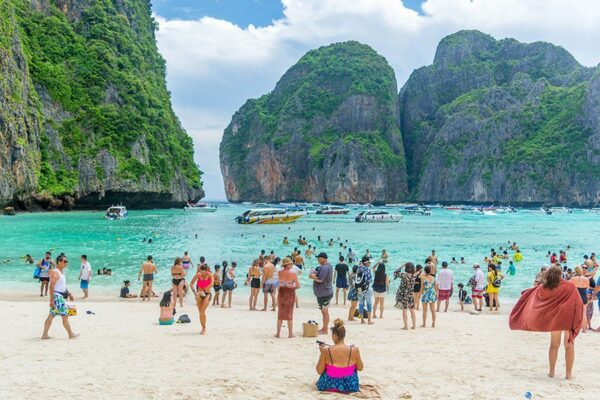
top-left (399, 30), bottom-right (600, 206)
top-left (220, 41), bottom-right (408, 203)
top-left (0, 0), bottom-right (203, 210)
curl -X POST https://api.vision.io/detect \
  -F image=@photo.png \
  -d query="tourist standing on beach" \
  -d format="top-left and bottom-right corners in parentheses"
top-left (138, 256), bottom-right (157, 301)
top-left (470, 264), bottom-right (485, 312)
top-left (221, 262), bottom-right (236, 308)
top-left (261, 257), bottom-right (277, 311)
top-left (436, 261), bottom-right (453, 312)
top-left (247, 259), bottom-right (262, 310)
top-left (37, 251), bottom-right (55, 297)
top-left (419, 265), bottom-right (438, 328)
top-left (190, 264), bottom-right (214, 335)
top-left (310, 252), bottom-right (334, 334)
top-left (276, 257), bottom-right (300, 338)
top-left (347, 265), bottom-right (359, 321)
top-left (78, 255), bottom-right (92, 299)
top-left (355, 256), bottom-right (374, 325)
top-left (509, 266), bottom-right (582, 380)
top-left (486, 264), bottom-right (503, 312)
top-left (571, 266), bottom-right (590, 332)
top-left (171, 257), bottom-right (185, 307)
top-left (212, 265), bottom-right (222, 305)
top-left (42, 254), bottom-right (78, 339)
top-left (394, 262), bottom-right (416, 330)
top-left (334, 256), bottom-right (349, 305)
top-left (371, 262), bottom-right (389, 319)
top-left (413, 264), bottom-right (423, 309)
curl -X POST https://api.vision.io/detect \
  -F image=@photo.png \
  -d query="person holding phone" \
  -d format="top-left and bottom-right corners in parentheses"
top-left (316, 319), bottom-right (363, 393)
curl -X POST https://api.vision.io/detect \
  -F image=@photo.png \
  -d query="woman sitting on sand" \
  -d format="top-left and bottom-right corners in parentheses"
top-left (316, 319), bottom-right (364, 393)
top-left (276, 257), bottom-right (300, 338)
top-left (159, 291), bottom-right (176, 325)
top-left (394, 262), bottom-right (416, 330)
top-left (190, 264), bottom-right (214, 335)
top-left (171, 257), bottom-right (185, 307)
top-left (419, 265), bottom-right (438, 328)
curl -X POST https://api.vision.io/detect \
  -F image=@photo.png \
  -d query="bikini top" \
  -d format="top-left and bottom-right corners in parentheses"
top-left (325, 346), bottom-right (356, 377)
top-left (197, 275), bottom-right (212, 289)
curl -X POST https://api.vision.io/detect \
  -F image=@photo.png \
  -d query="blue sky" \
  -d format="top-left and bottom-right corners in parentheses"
top-left (152, 0), bottom-right (599, 200)
top-left (152, 0), bottom-right (425, 25)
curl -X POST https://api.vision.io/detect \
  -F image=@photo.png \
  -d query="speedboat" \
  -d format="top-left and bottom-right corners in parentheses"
top-left (316, 205), bottom-right (350, 215)
top-left (105, 205), bottom-right (128, 220)
top-left (541, 207), bottom-right (552, 215)
top-left (398, 205), bottom-right (431, 216)
top-left (549, 207), bottom-right (572, 214)
top-left (235, 208), bottom-right (305, 224)
top-left (355, 210), bottom-right (402, 223)
top-left (184, 202), bottom-right (217, 212)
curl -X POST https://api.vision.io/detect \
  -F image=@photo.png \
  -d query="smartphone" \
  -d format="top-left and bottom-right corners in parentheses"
top-left (316, 340), bottom-right (329, 347)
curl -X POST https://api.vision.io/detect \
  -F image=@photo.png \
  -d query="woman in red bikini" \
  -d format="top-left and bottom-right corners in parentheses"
top-left (190, 264), bottom-right (214, 335)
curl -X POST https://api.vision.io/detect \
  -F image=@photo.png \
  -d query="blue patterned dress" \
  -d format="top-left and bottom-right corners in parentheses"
top-left (421, 279), bottom-right (437, 303)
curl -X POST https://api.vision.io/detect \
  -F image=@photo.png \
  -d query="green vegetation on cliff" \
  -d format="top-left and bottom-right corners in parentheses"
top-left (2, 0), bottom-right (201, 200)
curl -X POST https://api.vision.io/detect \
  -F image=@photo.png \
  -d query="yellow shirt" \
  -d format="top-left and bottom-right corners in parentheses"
top-left (513, 253), bottom-right (522, 261)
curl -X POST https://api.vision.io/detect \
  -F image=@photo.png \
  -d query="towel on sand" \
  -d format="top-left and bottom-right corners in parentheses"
top-left (509, 280), bottom-right (583, 343)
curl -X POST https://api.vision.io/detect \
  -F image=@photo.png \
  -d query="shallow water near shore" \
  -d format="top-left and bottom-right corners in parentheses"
top-left (0, 205), bottom-right (598, 299)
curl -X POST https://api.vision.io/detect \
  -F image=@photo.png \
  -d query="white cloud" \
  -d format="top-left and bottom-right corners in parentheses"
top-left (155, 0), bottom-right (600, 200)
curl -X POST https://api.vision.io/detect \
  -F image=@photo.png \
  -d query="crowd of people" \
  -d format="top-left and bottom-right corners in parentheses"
top-left (32, 237), bottom-right (599, 392)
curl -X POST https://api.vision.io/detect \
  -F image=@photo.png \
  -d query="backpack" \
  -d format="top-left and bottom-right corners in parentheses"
top-left (33, 267), bottom-right (41, 279)
top-left (492, 272), bottom-right (502, 288)
top-left (467, 275), bottom-right (477, 289)
top-left (353, 267), bottom-right (369, 292)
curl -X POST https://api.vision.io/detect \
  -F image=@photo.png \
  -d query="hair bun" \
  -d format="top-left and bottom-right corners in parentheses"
top-left (333, 318), bottom-right (344, 328)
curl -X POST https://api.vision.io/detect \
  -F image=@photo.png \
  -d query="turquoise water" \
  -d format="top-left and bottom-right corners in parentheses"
top-left (0, 205), bottom-right (598, 299)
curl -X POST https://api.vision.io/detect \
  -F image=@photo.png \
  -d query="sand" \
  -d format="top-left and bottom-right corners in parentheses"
top-left (0, 291), bottom-right (598, 400)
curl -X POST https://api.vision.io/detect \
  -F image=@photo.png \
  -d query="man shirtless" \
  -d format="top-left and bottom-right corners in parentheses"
top-left (305, 245), bottom-right (314, 258)
top-left (261, 258), bottom-right (277, 311)
top-left (138, 255), bottom-right (157, 301)
top-left (294, 252), bottom-right (305, 270)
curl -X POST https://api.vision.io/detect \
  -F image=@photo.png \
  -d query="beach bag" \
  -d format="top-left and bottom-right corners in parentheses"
top-left (177, 314), bottom-right (191, 324)
top-left (492, 273), bottom-right (502, 288)
top-left (354, 267), bottom-right (369, 292)
top-left (303, 321), bottom-right (319, 337)
top-left (66, 305), bottom-right (77, 317)
top-left (33, 267), bottom-right (41, 279)
top-left (354, 309), bottom-right (369, 318)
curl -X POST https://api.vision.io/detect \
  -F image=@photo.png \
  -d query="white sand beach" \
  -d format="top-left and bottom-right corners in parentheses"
top-left (1, 292), bottom-right (598, 399)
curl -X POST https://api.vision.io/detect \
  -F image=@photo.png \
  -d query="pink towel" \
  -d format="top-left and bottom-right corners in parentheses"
top-left (509, 280), bottom-right (583, 343)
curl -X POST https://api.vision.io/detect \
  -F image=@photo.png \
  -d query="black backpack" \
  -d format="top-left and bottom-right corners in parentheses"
top-left (492, 273), bottom-right (502, 288)
top-left (354, 266), bottom-right (369, 292)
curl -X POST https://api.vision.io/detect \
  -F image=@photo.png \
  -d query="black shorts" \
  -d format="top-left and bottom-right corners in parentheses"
top-left (250, 278), bottom-right (261, 289)
top-left (317, 294), bottom-right (333, 309)
top-left (39, 277), bottom-right (50, 282)
top-left (213, 284), bottom-right (221, 292)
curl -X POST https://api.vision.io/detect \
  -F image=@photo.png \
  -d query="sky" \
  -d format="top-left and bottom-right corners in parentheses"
top-left (151, 0), bottom-right (600, 200)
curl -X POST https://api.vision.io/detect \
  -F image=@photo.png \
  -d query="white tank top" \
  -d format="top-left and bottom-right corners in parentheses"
top-left (54, 269), bottom-right (67, 293)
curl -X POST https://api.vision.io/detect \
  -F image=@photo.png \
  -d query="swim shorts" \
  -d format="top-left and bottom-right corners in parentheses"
top-left (317, 294), bottom-right (333, 309)
top-left (438, 289), bottom-right (451, 301)
top-left (80, 280), bottom-right (89, 289)
top-left (472, 289), bottom-right (483, 299)
top-left (263, 279), bottom-right (277, 293)
top-left (50, 293), bottom-right (68, 317)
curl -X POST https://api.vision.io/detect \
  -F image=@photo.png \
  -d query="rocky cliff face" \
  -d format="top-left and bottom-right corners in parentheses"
top-left (220, 41), bottom-right (408, 203)
top-left (399, 30), bottom-right (600, 206)
top-left (0, 0), bottom-right (203, 210)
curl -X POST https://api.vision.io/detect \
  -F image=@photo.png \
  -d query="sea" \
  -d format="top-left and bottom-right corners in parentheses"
top-left (0, 204), bottom-right (597, 300)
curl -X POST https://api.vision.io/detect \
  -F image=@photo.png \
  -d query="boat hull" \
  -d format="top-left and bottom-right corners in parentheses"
top-left (184, 207), bottom-right (217, 212)
top-left (237, 214), bottom-right (304, 224)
